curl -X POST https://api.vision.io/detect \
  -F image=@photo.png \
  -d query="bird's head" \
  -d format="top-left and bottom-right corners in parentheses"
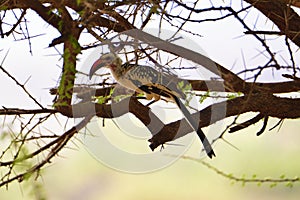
top-left (89, 53), bottom-right (122, 79)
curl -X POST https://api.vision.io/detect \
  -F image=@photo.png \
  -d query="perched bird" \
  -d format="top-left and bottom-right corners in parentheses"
top-left (89, 53), bottom-right (215, 158)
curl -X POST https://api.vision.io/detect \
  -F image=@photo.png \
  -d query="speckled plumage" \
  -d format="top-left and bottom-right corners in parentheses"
top-left (117, 63), bottom-right (184, 100)
top-left (89, 53), bottom-right (215, 158)
top-left (96, 53), bottom-right (185, 101)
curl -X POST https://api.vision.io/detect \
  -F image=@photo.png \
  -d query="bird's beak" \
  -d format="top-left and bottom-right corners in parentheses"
top-left (89, 58), bottom-right (108, 80)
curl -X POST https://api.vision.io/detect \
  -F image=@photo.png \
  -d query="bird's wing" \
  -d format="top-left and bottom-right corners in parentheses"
top-left (122, 65), bottom-right (186, 99)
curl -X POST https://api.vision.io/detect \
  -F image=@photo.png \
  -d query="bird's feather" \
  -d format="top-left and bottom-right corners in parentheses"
top-left (137, 83), bottom-right (215, 158)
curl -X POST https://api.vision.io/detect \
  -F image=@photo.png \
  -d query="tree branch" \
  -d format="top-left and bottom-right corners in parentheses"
top-left (0, 115), bottom-right (92, 187)
top-left (17, 0), bottom-right (62, 32)
top-left (149, 94), bottom-right (300, 150)
top-left (244, 0), bottom-right (300, 47)
top-left (0, 108), bottom-right (57, 115)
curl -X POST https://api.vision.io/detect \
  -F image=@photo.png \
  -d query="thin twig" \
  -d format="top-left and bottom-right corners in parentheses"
top-left (0, 50), bottom-right (45, 109)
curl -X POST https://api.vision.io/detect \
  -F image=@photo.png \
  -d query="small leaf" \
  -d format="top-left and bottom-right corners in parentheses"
top-left (279, 174), bottom-right (285, 179)
top-left (109, 87), bottom-right (115, 96)
top-left (257, 182), bottom-right (262, 187)
top-left (199, 91), bottom-right (210, 103)
top-left (269, 183), bottom-right (277, 188)
top-left (95, 96), bottom-right (107, 104)
top-left (237, 91), bottom-right (243, 96)
top-left (227, 94), bottom-right (237, 100)
top-left (177, 80), bottom-right (184, 89)
top-left (286, 182), bottom-right (294, 188)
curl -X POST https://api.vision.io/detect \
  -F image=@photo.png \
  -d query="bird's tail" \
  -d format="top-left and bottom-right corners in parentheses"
top-left (172, 95), bottom-right (216, 158)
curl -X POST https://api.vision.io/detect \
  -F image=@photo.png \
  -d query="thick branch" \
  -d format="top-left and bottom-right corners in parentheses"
top-left (54, 10), bottom-right (82, 108)
top-left (149, 94), bottom-right (300, 150)
top-left (17, 0), bottom-right (62, 32)
top-left (62, 92), bottom-right (300, 150)
top-left (190, 79), bottom-right (300, 94)
top-left (245, 0), bottom-right (300, 47)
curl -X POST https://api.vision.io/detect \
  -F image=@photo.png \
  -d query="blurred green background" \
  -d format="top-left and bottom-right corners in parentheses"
top-left (0, 118), bottom-right (299, 200)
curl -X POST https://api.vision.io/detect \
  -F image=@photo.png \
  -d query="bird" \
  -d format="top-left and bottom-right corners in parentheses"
top-left (89, 53), bottom-right (215, 158)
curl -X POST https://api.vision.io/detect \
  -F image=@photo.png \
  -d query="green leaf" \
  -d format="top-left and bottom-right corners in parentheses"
top-left (257, 182), bottom-right (262, 187)
top-left (95, 96), bottom-right (107, 104)
top-left (227, 94), bottom-right (237, 100)
top-left (237, 91), bottom-right (243, 96)
top-left (227, 92), bottom-right (243, 100)
top-left (177, 81), bottom-right (184, 90)
top-left (109, 87), bottom-right (115, 96)
top-left (113, 94), bottom-right (131, 102)
top-left (199, 91), bottom-right (210, 103)
top-left (0, 6), bottom-right (8, 10)
top-left (286, 182), bottom-right (294, 188)
top-left (269, 183), bottom-right (277, 188)
top-left (95, 88), bottom-right (117, 104)
top-left (279, 174), bottom-right (285, 179)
